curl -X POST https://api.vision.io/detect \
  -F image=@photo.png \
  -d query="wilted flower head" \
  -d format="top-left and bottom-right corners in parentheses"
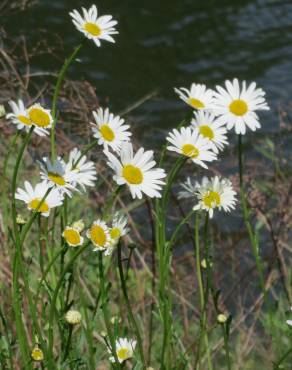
top-left (62, 225), bottom-right (84, 247)
top-left (65, 310), bottom-right (82, 325)
top-left (31, 346), bottom-right (44, 362)
top-left (27, 103), bottom-right (53, 129)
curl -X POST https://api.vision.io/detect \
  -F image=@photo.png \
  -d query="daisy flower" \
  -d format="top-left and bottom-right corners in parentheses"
top-left (67, 148), bottom-right (97, 191)
top-left (191, 111), bottom-right (228, 153)
top-left (91, 108), bottom-right (131, 153)
top-left (62, 225), bottom-right (84, 247)
top-left (110, 213), bottom-right (129, 241)
top-left (6, 100), bottom-right (48, 136)
top-left (15, 181), bottom-right (63, 217)
top-left (212, 78), bottom-right (270, 135)
top-left (193, 176), bottom-right (237, 218)
top-left (109, 338), bottom-right (137, 364)
top-left (39, 157), bottom-right (79, 197)
top-left (69, 5), bottom-right (118, 47)
top-left (86, 219), bottom-right (112, 252)
top-left (27, 103), bottom-right (53, 129)
top-left (174, 83), bottom-right (214, 110)
top-left (166, 126), bottom-right (217, 169)
top-left (105, 142), bottom-right (166, 199)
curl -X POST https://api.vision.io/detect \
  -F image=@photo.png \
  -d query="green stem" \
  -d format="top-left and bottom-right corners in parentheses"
top-left (117, 243), bottom-right (146, 368)
top-left (47, 242), bottom-right (89, 369)
top-left (98, 253), bottom-right (120, 369)
top-left (11, 127), bottom-right (34, 369)
top-left (63, 326), bottom-right (73, 362)
top-left (273, 347), bottom-right (292, 369)
top-left (238, 135), bottom-right (265, 293)
top-left (3, 130), bottom-right (20, 178)
top-left (51, 41), bottom-right (85, 161)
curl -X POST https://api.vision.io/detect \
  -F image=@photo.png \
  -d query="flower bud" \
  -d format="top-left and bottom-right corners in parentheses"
top-left (217, 313), bottom-right (228, 324)
top-left (65, 309), bottom-right (82, 325)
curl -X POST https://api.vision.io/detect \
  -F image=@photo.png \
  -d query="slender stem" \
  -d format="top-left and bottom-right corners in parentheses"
top-left (194, 212), bottom-right (204, 369)
top-left (63, 326), bottom-right (73, 362)
top-left (238, 135), bottom-right (265, 293)
top-left (98, 253), bottom-right (120, 369)
top-left (47, 242), bottom-right (89, 369)
top-left (11, 127), bottom-right (34, 368)
top-left (3, 130), bottom-right (20, 178)
top-left (51, 41), bottom-right (85, 161)
top-left (273, 347), bottom-right (292, 369)
top-left (117, 243), bottom-right (146, 368)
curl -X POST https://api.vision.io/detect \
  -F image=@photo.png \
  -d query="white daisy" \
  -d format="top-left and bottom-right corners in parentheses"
top-left (91, 108), bottom-right (131, 153)
top-left (174, 83), bottom-right (214, 110)
top-left (15, 181), bottom-right (63, 217)
top-left (193, 176), bottom-right (237, 218)
top-left (166, 126), bottom-right (217, 169)
top-left (110, 213), bottom-right (129, 241)
top-left (6, 100), bottom-right (48, 136)
top-left (27, 103), bottom-right (53, 129)
top-left (86, 219), bottom-right (112, 252)
top-left (62, 226), bottom-right (84, 247)
top-left (178, 177), bottom-right (197, 199)
top-left (105, 142), bottom-right (166, 199)
top-left (191, 111), bottom-right (228, 153)
top-left (67, 148), bottom-right (97, 191)
top-left (109, 338), bottom-right (137, 364)
top-left (39, 157), bottom-right (79, 197)
top-left (69, 5), bottom-right (118, 47)
top-left (212, 78), bottom-right (270, 135)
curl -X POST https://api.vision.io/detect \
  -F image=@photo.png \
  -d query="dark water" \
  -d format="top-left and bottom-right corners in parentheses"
top-left (3, 0), bottom-right (292, 146)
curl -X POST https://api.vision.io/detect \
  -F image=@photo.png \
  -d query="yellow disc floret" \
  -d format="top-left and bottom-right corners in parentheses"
top-left (48, 172), bottom-right (66, 186)
top-left (29, 108), bottom-right (51, 127)
top-left (110, 227), bottom-right (121, 239)
top-left (122, 165), bottom-right (143, 185)
top-left (117, 347), bottom-right (131, 361)
top-left (63, 228), bottom-right (81, 246)
top-left (182, 144), bottom-right (199, 158)
top-left (18, 115), bottom-right (32, 126)
top-left (229, 99), bottom-right (248, 116)
top-left (100, 124), bottom-right (115, 142)
top-left (31, 347), bottom-right (44, 362)
top-left (28, 198), bottom-right (49, 213)
top-left (203, 191), bottom-right (221, 208)
top-left (187, 98), bottom-right (205, 109)
top-left (90, 225), bottom-right (107, 246)
top-left (199, 125), bottom-right (214, 140)
top-left (84, 22), bottom-right (101, 36)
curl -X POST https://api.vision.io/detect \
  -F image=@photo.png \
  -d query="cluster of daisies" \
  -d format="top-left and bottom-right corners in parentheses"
top-left (6, 3), bottom-right (271, 365)
top-left (168, 78), bottom-right (269, 217)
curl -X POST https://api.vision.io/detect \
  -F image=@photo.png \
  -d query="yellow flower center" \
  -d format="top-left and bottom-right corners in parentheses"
top-left (100, 124), bottom-right (115, 142)
top-left (117, 347), bottom-right (130, 361)
top-left (199, 125), bottom-right (214, 140)
top-left (18, 114), bottom-right (32, 126)
top-left (48, 172), bottom-right (66, 186)
top-left (90, 225), bottom-right (107, 246)
top-left (187, 98), bottom-right (205, 109)
top-left (29, 108), bottom-right (50, 127)
top-left (229, 99), bottom-right (248, 116)
top-left (110, 227), bottom-right (121, 239)
top-left (122, 165), bottom-right (143, 185)
top-left (63, 228), bottom-right (81, 246)
top-left (31, 347), bottom-right (44, 362)
top-left (28, 198), bottom-right (49, 213)
top-left (203, 191), bottom-right (221, 208)
top-left (84, 22), bottom-right (102, 36)
top-left (182, 144), bottom-right (199, 158)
